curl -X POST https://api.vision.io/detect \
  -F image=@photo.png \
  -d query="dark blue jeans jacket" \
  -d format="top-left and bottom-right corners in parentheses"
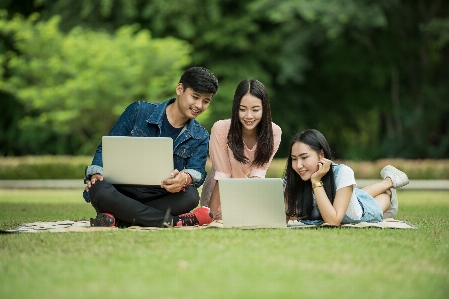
top-left (83, 98), bottom-right (209, 202)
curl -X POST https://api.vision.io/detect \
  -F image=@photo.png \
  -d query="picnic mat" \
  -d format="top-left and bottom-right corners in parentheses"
top-left (0, 218), bottom-right (416, 234)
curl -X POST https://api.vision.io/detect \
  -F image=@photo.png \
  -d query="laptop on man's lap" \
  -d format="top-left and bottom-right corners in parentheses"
top-left (102, 136), bottom-right (173, 185)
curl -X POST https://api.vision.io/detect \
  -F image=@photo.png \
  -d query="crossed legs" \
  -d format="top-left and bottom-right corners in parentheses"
top-left (88, 180), bottom-right (199, 227)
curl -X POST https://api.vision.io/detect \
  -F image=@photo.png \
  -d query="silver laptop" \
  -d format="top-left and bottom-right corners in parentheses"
top-left (219, 178), bottom-right (309, 229)
top-left (102, 136), bottom-right (173, 185)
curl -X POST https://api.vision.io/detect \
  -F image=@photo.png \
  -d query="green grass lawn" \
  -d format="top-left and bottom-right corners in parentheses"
top-left (0, 189), bottom-right (448, 299)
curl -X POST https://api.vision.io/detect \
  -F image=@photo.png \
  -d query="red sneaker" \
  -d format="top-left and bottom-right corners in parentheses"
top-left (90, 213), bottom-right (116, 227)
top-left (176, 206), bottom-right (214, 227)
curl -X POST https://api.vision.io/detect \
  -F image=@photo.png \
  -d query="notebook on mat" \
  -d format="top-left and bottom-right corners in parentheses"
top-left (219, 178), bottom-right (307, 229)
top-left (102, 136), bottom-right (173, 185)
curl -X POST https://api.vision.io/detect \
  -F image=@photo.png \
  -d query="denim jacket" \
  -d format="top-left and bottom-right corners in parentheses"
top-left (83, 98), bottom-right (209, 202)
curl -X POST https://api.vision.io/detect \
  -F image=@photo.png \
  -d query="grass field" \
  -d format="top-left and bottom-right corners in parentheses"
top-left (0, 189), bottom-right (448, 299)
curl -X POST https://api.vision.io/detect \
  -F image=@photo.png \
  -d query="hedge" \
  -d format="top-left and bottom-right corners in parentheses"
top-left (266, 158), bottom-right (449, 180)
top-left (0, 156), bottom-right (448, 180)
top-left (0, 156), bottom-right (92, 180)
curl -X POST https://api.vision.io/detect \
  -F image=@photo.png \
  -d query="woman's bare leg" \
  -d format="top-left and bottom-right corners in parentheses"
top-left (373, 193), bottom-right (391, 213)
top-left (208, 182), bottom-right (222, 220)
top-left (362, 178), bottom-right (393, 198)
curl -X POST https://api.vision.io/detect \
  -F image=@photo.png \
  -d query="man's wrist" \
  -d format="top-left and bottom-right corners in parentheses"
top-left (180, 172), bottom-right (191, 192)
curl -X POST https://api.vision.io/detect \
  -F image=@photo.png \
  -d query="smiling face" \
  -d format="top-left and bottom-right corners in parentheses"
top-left (291, 141), bottom-right (324, 181)
top-left (175, 83), bottom-right (213, 119)
top-left (238, 93), bottom-right (263, 133)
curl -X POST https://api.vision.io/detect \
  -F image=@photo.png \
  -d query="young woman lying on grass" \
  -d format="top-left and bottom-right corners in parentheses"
top-left (284, 129), bottom-right (409, 225)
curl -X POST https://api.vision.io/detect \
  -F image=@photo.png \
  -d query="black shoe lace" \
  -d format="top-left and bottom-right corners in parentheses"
top-left (180, 213), bottom-right (198, 226)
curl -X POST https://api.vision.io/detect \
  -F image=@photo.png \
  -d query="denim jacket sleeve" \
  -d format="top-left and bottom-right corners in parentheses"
top-left (180, 133), bottom-right (209, 188)
top-left (83, 102), bottom-right (142, 202)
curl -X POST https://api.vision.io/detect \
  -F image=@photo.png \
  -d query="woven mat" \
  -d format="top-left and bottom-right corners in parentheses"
top-left (0, 218), bottom-right (416, 234)
top-left (202, 219), bottom-right (417, 229)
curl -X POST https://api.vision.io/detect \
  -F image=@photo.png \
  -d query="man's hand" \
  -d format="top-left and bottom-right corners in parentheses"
top-left (85, 173), bottom-right (103, 193)
top-left (161, 169), bottom-right (187, 193)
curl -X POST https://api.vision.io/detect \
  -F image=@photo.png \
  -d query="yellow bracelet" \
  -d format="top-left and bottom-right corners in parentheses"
top-left (312, 181), bottom-right (324, 189)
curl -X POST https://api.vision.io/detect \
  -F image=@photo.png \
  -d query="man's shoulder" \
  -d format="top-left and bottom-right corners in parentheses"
top-left (122, 101), bottom-right (158, 114)
top-left (128, 100), bottom-right (170, 121)
top-left (190, 118), bottom-right (210, 138)
top-left (132, 100), bottom-right (159, 110)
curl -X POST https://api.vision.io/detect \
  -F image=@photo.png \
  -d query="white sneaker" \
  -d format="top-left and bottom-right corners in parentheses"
top-left (380, 165), bottom-right (407, 219)
top-left (380, 165), bottom-right (409, 188)
top-left (383, 188), bottom-right (398, 219)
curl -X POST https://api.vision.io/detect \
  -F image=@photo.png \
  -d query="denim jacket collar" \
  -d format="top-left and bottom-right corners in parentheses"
top-left (146, 98), bottom-right (203, 140)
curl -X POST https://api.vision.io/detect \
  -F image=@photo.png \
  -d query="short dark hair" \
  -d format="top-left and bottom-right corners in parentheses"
top-left (227, 78), bottom-right (274, 166)
top-left (179, 67), bottom-right (218, 95)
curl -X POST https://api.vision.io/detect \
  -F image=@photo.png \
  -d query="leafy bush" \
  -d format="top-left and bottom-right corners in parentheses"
top-left (0, 12), bottom-right (191, 155)
top-left (1, 156), bottom-right (448, 180)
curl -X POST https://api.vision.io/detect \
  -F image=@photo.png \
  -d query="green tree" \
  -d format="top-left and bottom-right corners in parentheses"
top-left (0, 12), bottom-right (191, 155)
top-left (23, 0), bottom-right (278, 129)
top-left (250, 0), bottom-right (449, 159)
top-left (1, 0), bottom-right (448, 159)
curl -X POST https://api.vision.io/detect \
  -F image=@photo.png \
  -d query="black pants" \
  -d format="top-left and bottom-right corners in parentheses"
top-left (88, 181), bottom-right (199, 227)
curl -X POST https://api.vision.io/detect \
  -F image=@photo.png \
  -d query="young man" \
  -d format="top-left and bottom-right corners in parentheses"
top-left (83, 67), bottom-right (218, 227)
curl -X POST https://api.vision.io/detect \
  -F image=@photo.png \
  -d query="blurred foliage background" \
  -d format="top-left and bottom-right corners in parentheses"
top-left (0, 0), bottom-right (448, 160)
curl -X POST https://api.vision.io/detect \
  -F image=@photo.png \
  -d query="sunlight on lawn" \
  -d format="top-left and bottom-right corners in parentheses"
top-left (0, 189), bottom-right (448, 299)
top-left (0, 189), bottom-right (83, 203)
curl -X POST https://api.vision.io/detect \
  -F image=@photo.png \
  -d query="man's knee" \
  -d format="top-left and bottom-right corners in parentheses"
top-left (183, 186), bottom-right (200, 210)
top-left (88, 180), bottom-right (114, 205)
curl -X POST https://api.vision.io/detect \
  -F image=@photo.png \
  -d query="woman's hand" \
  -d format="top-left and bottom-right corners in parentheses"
top-left (310, 158), bottom-right (331, 183)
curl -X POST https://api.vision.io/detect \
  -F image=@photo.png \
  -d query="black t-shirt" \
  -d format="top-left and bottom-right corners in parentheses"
top-left (160, 109), bottom-right (183, 141)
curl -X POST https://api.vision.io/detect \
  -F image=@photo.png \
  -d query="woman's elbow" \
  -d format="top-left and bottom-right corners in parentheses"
top-left (326, 220), bottom-right (341, 226)
top-left (323, 216), bottom-right (343, 226)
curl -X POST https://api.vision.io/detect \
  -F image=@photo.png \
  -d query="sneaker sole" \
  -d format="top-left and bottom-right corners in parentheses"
top-left (383, 188), bottom-right (398, 219)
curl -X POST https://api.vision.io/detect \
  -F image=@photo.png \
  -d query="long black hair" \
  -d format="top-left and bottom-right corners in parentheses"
top-left (283, 129), bottom-right (336, 219)
top-left (227, 79), bottom-right (274, 167)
